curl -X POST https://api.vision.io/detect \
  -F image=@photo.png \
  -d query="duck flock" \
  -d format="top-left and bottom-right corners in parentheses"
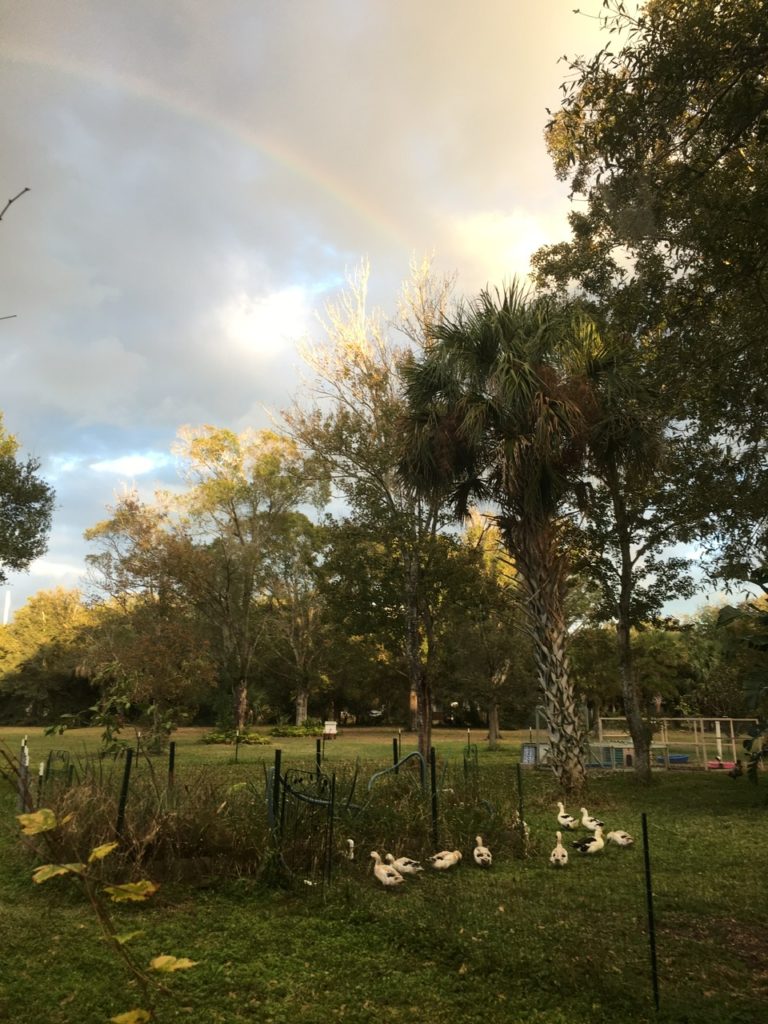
top-left (361, 804), bottom-right (634, 887)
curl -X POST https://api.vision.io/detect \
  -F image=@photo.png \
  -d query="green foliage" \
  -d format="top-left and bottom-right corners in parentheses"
top-left (16, 808), bottom-right (196, 1021)
top-left (0, 588), bottom-right (94, 724)
top-left (200, 728), bottom-right (269, 745)
top-left (717, 575), bottom-right (768, 782)
top-left (85, 427), bottom-right (330, 732)
top-left (268, 721), bottom-right (324, 737)
top-left (534, 0), bottom-right (768, 580)
top-left (0, 413), bottom-right (55, 586)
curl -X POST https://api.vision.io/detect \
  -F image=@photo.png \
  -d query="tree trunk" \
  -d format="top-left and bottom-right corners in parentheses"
top-left (408, 683), bottom-right (418, 732)
top-left (518, 534), bottom-right (586, 794)
top-left (404, 554), bottom-right (432, 759)
top-left (415, 672), bottom-right (432, 761)
top-left (607, 461), bottom-right (653, 783)
top-left (617, 617), bottom-right (653, 782)
top-left (233, 680), bottom-right (248, 732)
top-left (487, 699), bottom-right (501, 750)
top-left (294, 686), bottom-right (309, 727)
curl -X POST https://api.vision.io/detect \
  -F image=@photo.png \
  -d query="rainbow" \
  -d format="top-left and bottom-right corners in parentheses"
top-left (3, 41), bottom-right (408, 248)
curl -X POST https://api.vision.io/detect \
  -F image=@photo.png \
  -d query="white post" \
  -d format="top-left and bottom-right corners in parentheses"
top-left (715, 720), bottom-right (723, 760)
top-left (597, 717), bottom-right (604, 743)
top-left (18, 735), bottom-right (30, 810)
top-left (729, 718), bottom-right (737, 762)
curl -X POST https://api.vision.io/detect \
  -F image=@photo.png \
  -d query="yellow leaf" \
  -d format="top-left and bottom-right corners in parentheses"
top-left (32, 863), bottom-right (86, 884)
top-left (149, 955), bottom-right (198, 973)
top-left (17, 809), bottom-right (57, 835)
top-left (60, 813), bottom-right (74, 825)
top-left (89, 841), bottom-right (119, 862)
top-left (103, 880), bottom-right (159, 903)
top-left (110, 1010), bottom-right (151, 1024)
top-left (114, 931), bottom-right (144, 946)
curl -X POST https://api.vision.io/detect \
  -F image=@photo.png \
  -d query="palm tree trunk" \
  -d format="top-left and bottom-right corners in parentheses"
top-left (518, 536), bottom-right (586, 794)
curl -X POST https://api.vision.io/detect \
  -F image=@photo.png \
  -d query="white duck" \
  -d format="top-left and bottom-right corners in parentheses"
top-left (344, 838), bottom-right (355, 860)
top-left (556, 801), bottom-right (577, 830)
top-left (580, 807), bottom-right (605, 832)
top-left (429, 849), bottom-right (462, 870)
top-left (370, 850), bottom-right (405, 886)
top-left (572, 826), bottom-right (605, 855)
top-left (549, 831), bottom-right (569, 867)
top-left (385, 853), bottom-right (423, 875)
top-left (606, 830), bottom-right (634, 847)
top-left (472, 836), bottom-right (492, 868)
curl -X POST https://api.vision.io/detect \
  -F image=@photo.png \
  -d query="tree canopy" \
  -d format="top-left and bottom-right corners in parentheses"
top-left (0, 414), bottom-right (55, 586)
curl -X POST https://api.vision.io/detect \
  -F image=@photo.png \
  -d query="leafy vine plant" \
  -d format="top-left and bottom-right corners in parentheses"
top-left (17, 808), bottom-right (197, 1023)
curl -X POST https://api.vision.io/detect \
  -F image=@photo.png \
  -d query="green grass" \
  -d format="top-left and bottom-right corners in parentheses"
top-left (1, 727), bottom-right (766, 1024)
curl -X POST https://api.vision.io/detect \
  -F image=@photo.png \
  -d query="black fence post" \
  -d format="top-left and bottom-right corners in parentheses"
top-left (272, 748), bottom-right (282, 840)
top-left (393, 737), bottom-right (399, 774)
top-left (325, 773), bottom-right (336, 885)
top-left (642, 813), bottom-right (661, 1013)
top-left (115, 748), bottom-right (134, 839)
top-left (316, 738), bottom-right (322, 778)
top-left (430, 746), bottom-right (438, 848)
top-left (167, 741), bottom-right (176, 789)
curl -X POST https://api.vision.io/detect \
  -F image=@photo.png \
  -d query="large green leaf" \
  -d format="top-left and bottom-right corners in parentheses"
top-left (88, 841), bottom-right (119, 862)
top-left (149, 955), bottom-right (198, 972)
top-left (17, 809), bottom-right (57, 835)
top-left (32, 863), bottom-right (85, 884)
top-left (103, 880), bottom-right (159, 902)
top-left (109, 1010), bottom-right (151, 1024)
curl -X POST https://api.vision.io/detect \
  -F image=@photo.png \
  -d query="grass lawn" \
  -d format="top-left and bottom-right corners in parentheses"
top-left (1, 726), bottom-right (766, 1024)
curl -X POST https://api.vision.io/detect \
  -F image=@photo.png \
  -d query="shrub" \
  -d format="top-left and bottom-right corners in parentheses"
top-left (200, 729), bottom-right (269, 745)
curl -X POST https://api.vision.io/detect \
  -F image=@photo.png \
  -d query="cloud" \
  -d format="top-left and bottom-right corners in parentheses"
top-left (216, 286), bottom-right (312, 360)
top-left (445, 206), bottom-right (573, 289)
top-left (26, 558), bottom-right (87, 581)
top-left (90, 452), bottom-right (172, 476)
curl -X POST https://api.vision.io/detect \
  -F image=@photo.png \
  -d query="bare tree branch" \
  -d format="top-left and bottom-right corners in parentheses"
top-left (0, 187), bottom-right (30, 222)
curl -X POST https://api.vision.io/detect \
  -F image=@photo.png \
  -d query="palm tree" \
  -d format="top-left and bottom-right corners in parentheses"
top-left (400, 283), bottom-right (609, 792)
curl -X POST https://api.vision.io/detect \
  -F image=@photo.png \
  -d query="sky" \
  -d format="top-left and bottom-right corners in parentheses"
top-left (0, 0), bottom-right (721, 620)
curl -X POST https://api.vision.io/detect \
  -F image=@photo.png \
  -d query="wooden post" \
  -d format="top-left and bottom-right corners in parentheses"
top-left (729, 718), bottom-right (737, 763)
top-left (597, 717), bottom-right (604, 744)
top-left (516, 762), bottom-right (525, 824)
top-left (18, 736), bottom-right (30, 812)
